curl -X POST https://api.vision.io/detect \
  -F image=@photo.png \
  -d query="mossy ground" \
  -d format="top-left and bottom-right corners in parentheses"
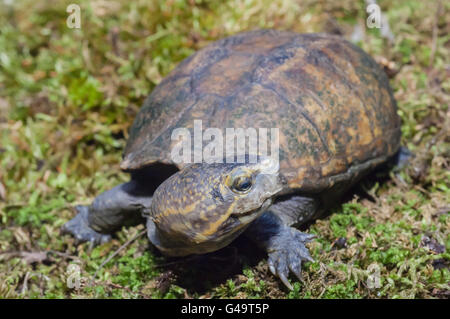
top-left (0, 0), bottom-right (448, 299)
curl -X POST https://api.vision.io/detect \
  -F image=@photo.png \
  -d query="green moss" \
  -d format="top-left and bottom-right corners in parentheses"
top-left (0, 0), bottom-right (448, 299)
top-left (6, 198), bottom-right (66, 226)
top-left (68, 73), bottom-right (104, 111)
top-left (322, 281), bottom-right (361, 299)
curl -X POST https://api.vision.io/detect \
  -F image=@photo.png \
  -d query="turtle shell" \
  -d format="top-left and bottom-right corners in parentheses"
top-left (121, 29), bottom-right (401, 192)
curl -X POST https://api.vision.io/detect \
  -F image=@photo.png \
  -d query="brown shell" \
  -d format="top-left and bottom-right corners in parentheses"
top-left (121, 30), bottom-right (401, 191)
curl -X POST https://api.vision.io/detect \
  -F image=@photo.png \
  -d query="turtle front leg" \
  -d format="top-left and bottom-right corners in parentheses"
top-left (62, 180), bottom-right (151, 245)
top-left (62, 205), bottom-right (112, 245)
top-left (245, 211), bottom-right (315, 290)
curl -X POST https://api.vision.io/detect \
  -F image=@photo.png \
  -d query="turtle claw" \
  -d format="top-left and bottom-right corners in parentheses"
top-left (266, 227), bottom-right (315, 290)
top-left (278, 272), bottom-right (292, 291)
top-left (61, 205), bottom-right (112, 246)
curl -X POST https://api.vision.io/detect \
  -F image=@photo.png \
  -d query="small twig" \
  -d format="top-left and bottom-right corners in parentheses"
top-left (47, 250), bottom-right (81, 261)
top-left (21, 271), bottom-right (31, 296)
top-left (90, 229), bottom-right (146, 286)
top-left (413, 185), bottom-right (431, 196)
top-left (0, 251), bottom-right (19, 259)
top-left (0, 250), bottom-right (81, 263)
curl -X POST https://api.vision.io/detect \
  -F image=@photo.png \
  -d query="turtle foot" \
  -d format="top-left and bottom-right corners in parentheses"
top-left (61, 205), bottom-right (112, 246)
top-left (267, 227), bottom-right (315, 290)
top-left (392, 146), bottom-right (412, 170)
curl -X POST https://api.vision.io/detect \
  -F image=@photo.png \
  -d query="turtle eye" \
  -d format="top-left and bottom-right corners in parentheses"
top-left (231, 175), bottom-right (253, 193)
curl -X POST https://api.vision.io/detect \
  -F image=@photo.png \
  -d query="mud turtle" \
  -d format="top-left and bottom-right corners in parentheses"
top-left (63, 30), bottom-right (403, 289)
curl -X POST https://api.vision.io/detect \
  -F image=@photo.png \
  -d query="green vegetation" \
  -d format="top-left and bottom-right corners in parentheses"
top-left (0, 0), bottom-right (448, 298)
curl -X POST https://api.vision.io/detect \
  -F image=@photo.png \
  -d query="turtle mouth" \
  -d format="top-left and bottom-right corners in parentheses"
top-left (230, 208), bottom-right (259, 222)
top-left (229, 197), bottom-right (273, 225)
top-left (231, 207), bottom-right (259, 218)
top-left (218, 207), bottom-right (261, 234)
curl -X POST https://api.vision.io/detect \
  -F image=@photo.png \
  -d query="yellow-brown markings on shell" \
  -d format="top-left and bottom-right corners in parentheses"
top-left (285, 166), bottom-right (310, 189)
top-left (328, 137), bottom-right (337, 154)
top-left (303, 88), bottom-right (326, 111)
top-left (288, 163), bottom-right (332, 190)
top-left (257, 45), bottom-right (339, 165)
top-left (356, 113), bottom-right (373, 145)
top-left (378, 87), bottom-right (399, 131)
top-left (291, 92), bottom-right (331, 163)
top-left (373, 126), bottom-right (381, 138)
top-left (260, 47), bottom-right (334, 163)
top-left (321, 158), bottom-right (348, 177)
top-left (179, 45), bottom-right (226, 76)
top-left (321, 45), bottom-right (361, 86)
top-left (301, 60), bottom-right (373, 159)
top-left (123, 75), bottom-right (195, 169)
top-left (196, 54), bottom-right (256, 97)
top-left (285, 152), bottom-right (318, 171)
top-left (347, 127), bottom-right (357, 138)
top-left (189, 94), bottom-right (223, 119)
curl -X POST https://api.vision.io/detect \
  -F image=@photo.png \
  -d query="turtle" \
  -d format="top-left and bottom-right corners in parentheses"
top-left (62, 29), bottom-right (406, 290)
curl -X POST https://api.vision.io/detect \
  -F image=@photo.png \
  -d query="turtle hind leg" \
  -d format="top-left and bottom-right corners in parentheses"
top-left (61, 180), bottom-right (151, 245)
top-left (385, 146), bottom-right (413, 185)
top-left (367, 146), bottom-right (412, 181)
top-left (391, 146), bottom-right (412, 169)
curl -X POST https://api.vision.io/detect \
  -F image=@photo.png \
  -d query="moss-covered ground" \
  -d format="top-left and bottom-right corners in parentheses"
top-left (0, 0), bottom-right (448, 298)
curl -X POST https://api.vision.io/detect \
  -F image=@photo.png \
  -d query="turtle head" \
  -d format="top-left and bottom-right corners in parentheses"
top-left (148, 156), bottom-right (284, 256)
